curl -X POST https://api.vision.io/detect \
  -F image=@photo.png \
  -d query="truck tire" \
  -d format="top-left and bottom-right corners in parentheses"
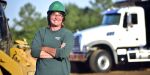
top-left (89, 50), bottom-right (112, 72)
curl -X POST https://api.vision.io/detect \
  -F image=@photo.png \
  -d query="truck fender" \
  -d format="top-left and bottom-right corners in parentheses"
top-left (86, 40), bottom-right (118, 64)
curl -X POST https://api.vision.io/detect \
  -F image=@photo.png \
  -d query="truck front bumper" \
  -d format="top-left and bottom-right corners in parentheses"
top-left (69, 52), bottom-right (87, 62)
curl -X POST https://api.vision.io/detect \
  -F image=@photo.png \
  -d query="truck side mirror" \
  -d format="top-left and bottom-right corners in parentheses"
top-left (123, 13), bottom-right (128, 28)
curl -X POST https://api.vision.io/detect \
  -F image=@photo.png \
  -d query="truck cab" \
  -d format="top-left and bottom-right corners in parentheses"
top-left (70, 0), bottom-right (150, 72)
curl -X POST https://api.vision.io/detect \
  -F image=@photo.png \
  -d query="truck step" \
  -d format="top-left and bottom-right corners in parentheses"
top-left (127, 49), bottom-right (150, 62)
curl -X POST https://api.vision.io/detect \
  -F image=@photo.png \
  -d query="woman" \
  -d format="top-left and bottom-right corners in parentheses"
top-left (31, 1), bottom-right (74, 75)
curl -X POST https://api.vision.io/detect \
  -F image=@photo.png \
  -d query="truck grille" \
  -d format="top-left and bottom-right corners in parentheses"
top-left (73, 35), bottom-right (81, 51)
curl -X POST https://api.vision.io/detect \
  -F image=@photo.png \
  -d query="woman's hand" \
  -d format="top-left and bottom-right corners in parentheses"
top-left (60, 43), bottom-right (66, 48)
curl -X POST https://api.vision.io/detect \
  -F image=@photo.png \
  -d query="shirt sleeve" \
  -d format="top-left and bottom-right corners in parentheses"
top-left (55, 31), bottom-right (74, 59)
top-left (31, 30), bottom-right (43, 58)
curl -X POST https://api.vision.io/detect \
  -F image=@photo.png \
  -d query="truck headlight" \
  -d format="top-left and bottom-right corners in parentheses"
top-left (117, 49), bottom-right (127, 55)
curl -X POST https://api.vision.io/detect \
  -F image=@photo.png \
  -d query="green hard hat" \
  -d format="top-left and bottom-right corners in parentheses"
top-left (48, 1), bottom-right (65, 14)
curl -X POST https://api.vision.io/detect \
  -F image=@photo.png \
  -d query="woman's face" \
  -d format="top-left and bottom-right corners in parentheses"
top-left (49, 12), bottom-right (64, 27)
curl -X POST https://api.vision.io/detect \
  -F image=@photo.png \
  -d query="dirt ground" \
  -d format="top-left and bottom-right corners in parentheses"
top-left (70, 62), bottom-right (150, 75)
top-left (71, 70), bottom-right (150, 75)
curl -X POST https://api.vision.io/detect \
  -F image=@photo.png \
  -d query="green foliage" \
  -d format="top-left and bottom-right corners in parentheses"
top-left (64, 4), bottom-right (102, 32)
top-left (10, 3), bottom-right (47, 44)
top-left (90, 0), bottom-right (112, 11)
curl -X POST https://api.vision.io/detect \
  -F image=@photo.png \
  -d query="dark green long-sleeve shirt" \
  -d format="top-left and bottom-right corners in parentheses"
top-left (31, 27), bottom-right (74, 75)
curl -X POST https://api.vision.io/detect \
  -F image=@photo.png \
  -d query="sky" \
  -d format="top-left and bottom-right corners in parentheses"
top-left (5, 0), bottom-right (95, 26)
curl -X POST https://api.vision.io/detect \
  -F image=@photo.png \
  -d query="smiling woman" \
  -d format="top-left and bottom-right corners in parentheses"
top-left (31, 1), bottom-right (74, 75)
top-left (49, 12), bottom-right (64, 27)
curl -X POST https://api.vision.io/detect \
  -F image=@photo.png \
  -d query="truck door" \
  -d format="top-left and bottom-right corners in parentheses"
top-left (119, 11), bottom-right (146, 47)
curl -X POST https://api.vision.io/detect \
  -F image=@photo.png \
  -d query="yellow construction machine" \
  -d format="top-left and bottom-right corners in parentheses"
top-left (0, 0), bottom-right (36, 75)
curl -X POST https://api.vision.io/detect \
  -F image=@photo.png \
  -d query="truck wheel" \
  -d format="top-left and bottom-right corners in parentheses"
top-left (89, 50), bottom-right (112, 72)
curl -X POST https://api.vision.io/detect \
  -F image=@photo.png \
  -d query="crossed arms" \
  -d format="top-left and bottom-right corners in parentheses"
top-left (40, 43), bottom-right (66, 58)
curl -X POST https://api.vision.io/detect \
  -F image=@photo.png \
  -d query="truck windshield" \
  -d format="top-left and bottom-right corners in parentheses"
top-left (102, 14), bottom-right (120, 25)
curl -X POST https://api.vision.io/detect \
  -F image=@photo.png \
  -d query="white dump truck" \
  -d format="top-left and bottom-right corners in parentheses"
top-left (70, 0), bottom-right (150, 72)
